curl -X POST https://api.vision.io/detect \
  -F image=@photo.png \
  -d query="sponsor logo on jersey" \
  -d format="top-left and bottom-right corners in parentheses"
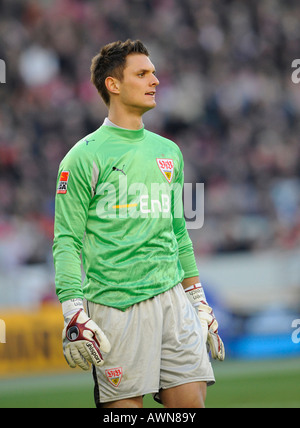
top-left (156, 158), bottom-right (174, 183)
top-left (105, 367), bottom-right (123, 387)
top-left (57, 171), bottom-right (70, 194)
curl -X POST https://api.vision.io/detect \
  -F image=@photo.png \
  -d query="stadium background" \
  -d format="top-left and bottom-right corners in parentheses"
top-left (0, 0), bottom-right (300, 408)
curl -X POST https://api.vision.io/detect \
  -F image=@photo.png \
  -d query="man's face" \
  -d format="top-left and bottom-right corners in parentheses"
top-left (116, 54), bottom-right (160, 114)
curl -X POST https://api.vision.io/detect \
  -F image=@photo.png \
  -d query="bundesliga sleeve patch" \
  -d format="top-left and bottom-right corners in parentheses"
top-left (57, 171), bottom-right (70, 194)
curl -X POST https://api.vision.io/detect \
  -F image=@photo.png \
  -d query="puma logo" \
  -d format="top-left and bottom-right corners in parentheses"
top-left (112, 165), bottom-right (126, 175)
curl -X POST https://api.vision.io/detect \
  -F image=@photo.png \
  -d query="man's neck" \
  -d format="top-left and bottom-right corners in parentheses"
top-left (107, 114), bottom-right (143, 130)
top-left (103, 118), bottom-right (127, 129)
top-left (107, 105), bottom-right (144, 130)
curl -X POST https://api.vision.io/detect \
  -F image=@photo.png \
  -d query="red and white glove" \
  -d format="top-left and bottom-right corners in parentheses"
top-left (185, 283), bottom-right (225, 361)
top-left (62, 299), bottom-right (111, 370)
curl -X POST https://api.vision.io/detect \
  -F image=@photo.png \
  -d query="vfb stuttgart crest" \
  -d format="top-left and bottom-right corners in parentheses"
top-left (156, 158), bottom-right (174, 183)
top-left (105, 367), bottom-right (123, 387)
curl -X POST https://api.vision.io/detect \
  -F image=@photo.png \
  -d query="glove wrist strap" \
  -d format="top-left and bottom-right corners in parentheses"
top-left (185, 283), bottom-right (207, 307)
top-left (62, 298), bottom-right (84, 319)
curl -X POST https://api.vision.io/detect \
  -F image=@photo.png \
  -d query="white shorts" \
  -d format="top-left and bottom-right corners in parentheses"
top-left (87, 283), bottom-right (215, 405)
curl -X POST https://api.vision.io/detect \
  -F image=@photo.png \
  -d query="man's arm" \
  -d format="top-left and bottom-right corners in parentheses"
top-left (172, 150), bottom-right (199, 280)
top-left (53, 147), bottom-right (93, 302)
top-left (182, 276), bottom-right (200, 289)
top-left (53, 145), bottom-right (111, 370)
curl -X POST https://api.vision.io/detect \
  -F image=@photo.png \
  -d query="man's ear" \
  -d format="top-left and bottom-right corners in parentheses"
top-left (105, 76), bottom-right (120, 96)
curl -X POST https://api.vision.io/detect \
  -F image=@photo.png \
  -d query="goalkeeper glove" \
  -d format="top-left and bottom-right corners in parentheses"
top-left (185, 283), bottom-right (225, 361)
top-left (62, 299), bottom-right (111, 370)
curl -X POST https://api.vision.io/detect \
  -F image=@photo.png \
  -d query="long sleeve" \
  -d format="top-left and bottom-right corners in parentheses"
top-left (53, 146), bottom-right (94, 303)
top-left (172, 151), bottom-right (199, 279)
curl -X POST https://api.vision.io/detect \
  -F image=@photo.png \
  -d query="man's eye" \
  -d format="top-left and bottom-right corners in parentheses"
top-left (138, 73), bottom-right (145, 77)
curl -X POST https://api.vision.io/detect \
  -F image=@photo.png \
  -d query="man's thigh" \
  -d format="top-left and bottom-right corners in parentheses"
top-left (100, 396), bottom-right (144, 408)
top-left (157, 284), bottom-right (215, 392)
top-left (160, 381), bottom-right (207, 408)
top-left (87, 299), bottom-right (163, 405)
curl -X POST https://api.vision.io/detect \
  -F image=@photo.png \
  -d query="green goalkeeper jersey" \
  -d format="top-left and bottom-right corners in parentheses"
top-left (53, 124), bottom-right (199, 311)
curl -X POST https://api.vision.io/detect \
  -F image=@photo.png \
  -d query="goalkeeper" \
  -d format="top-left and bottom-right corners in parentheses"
top-left (53, 39), bottom-right (224, 409)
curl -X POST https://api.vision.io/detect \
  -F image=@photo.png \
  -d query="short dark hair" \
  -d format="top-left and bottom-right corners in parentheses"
top-left (90, 39), bottom-right (149, 106)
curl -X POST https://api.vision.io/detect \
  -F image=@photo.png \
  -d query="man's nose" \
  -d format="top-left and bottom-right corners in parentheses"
top-left (151, 75), bottom-right (159, 86)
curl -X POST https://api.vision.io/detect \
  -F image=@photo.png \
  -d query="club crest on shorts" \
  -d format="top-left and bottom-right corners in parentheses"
top-left (57, 171), bottom-right (70, 194)
top-left (105, 367), bottom-right (123, 387)
top-left (156, 158), bottom-right (174, 183)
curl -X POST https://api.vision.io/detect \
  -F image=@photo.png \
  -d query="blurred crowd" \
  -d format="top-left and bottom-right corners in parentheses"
top-left (1, 0), bottom-right (300, 269)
